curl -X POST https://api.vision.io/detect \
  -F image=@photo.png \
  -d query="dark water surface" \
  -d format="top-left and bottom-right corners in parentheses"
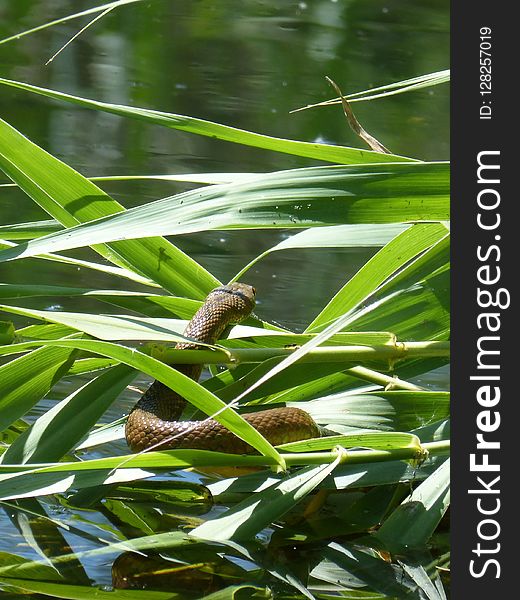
top-left (0, 0), bottom-right (449, 586)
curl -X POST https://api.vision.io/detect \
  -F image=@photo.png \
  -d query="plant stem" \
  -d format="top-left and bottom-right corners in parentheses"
top-left (344, 365), bottom-right (424, 391)
top-left (150, 341), bottom-right (449, 368)
top-left (282, 440), bottom-right (450, 467)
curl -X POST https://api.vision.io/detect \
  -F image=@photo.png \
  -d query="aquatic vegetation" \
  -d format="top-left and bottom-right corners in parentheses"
top-left (0, 4), bottom-right (449, 598)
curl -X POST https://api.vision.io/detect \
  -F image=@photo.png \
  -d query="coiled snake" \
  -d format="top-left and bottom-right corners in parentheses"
top-left (125, 283), bottom-right (320, 454)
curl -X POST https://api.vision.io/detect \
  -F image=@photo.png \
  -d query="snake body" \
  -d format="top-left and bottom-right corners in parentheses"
top-left (125, 283), bottom-right (320, 454)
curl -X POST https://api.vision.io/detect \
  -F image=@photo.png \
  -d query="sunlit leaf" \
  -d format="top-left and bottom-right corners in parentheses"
top-left (1, 365), bottom-right (135, 464)
top-left (0, 162), bottom-right (449, 261)
top-left (0, 77), bottom-right (416, 164)
top-left (0, 346), bottom-right (76, 432)
top-left (0, 116), bottom-right (219, 298)
top-left (190, 453), bottom-right (344, 542)
top-left (374, 458), bottom-right (450, 552)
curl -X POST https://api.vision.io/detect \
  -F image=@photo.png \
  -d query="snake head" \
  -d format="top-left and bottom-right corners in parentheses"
top-left (209, 282), bottom-right (256, 317)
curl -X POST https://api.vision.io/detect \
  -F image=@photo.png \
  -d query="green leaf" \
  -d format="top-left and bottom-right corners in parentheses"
top-left (0, 219), bottom-right (61, 240)
top-left (0, 162), bottom-right (450, 261)
top-left (412, 419), bottom-right (450, 443)
top-left (218, 305), bottom-right (407, 413)
top-left (310, 542), bottom-right (419, 597)
top-left (0, 338), bottom-right (284, 467)
top-left (0, 321), bottom-right (14, 345)
top-left (233, 223), bottom-right (411, 281)
top-left (15, 322), bottom-right (76, 341)
top-left (74, 418), bottom-right (125, 449)
top-left (0, 577), bottom-right (177, 599)
top-left (259, 223), bottom-right (410, 249)
top-left (0, 240), bottom-right (158, 288)
top-left (208, 456), bottom-right (447, 498)
top-left (342, 265), bottom-right (449, 341)
top-left (5, 498), bottom-right (91, 584)
top-left (371, 233), bottom-right (450, 302)
top-left (190, 454), bottom-right (344, 542)
top-left (0, 449), bottom-right (278, 501)
top-left (307, 222), bottom-right (449, 331)
top-left (300, 391), bottom-right (450, 433)
top-left (294, 69), bottom-right (450, 113)
top-left (0, 303), bottom-right (189, 343)
top-left (0, 116), bottom-right (219, 298)
top-left (0, 552), bottom-right (63, 583)
top-left (0, 345), bottom-right (76, 432)
top-left (1, 365), bottom-right (136, 464)
top-left (0, 1), bottom-right (142, 46)
top-left (374, 458), bottom-right (450, 552)
top-left (0, 448), bottom-right (448, 502)
top-left (287, 484), bottom-right (398, 542)
top-left (398, 561), bottom-right (446, 600)
top-left (2, 288), bottom-right (197, 321)
top-left (66, 357), bottom-right (120, 376)
top-left (0, 77), bottom-right (416, 164)
top-left (0, 283), bottom-right (152, 300)
top-left (278, 431), bottom-right (423, 453)
top-left (196, 584), bottom-right (271, 600)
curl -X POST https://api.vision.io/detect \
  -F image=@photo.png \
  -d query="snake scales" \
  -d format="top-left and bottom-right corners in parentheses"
top-left (125, 283), bottom-right (320, 454)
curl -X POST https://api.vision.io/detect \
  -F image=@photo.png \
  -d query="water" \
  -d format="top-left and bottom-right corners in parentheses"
top-left (0, 0), bottom-right (449, 587)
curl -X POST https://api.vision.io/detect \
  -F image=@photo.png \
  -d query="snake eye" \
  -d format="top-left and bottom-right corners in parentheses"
top-left (252, 287), bottom-right (256, 296)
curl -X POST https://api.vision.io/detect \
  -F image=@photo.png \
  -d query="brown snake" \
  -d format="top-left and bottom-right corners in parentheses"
top-left (125, 283), bottom-right (320, 454)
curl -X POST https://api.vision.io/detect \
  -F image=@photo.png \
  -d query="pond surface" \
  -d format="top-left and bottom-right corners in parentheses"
top-left (0, 0), bottom-right (449, 588)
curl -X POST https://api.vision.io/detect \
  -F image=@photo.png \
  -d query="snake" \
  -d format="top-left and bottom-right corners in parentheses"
top-left (125, 283), bottom-right (320, 454)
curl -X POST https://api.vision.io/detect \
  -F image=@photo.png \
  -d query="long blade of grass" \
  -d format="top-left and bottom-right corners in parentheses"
top-left (279, 431), bottom-right (422, 453)
top-left (374, 458), bottom-right (450, 552)
top-left (233, 223), bottom-right (410, 281)
top-left (1, 365), bottom-right (136, 464)
top-left (0, 346), bottom-right (76, 432)
top-left (306, 222), bottom-right (448, 331)
top-left (339, 264), bottom-right (450, 341)
top-left (0, 1), bottom-right (142, 46)
top-left (1, 303), bottom-right (279, 344)
top-left (0, 117), bottom-right (219, 298)
top-left (0, 172), bottom-right (261, 194)
top-left (0, 338), bottom-right (284, 467)
top-left (190, 452), bottom-right (346, 542)
top-left (0, 220), bottom-right (61, 240)
top-left (292, 69), bottom-right (450, 113)
top-left (0, 240), bottom-right (158, 287)
top-left (208, 455), bottom-right (447, 497)
top-left (0, 78), bottom-right (415, 164)
top-left (0, 578), bottom-right (176, 600)
top-left (0, 304), bottom-right (188, 343)
top-left (0, 162), bottom-right (450, 262)
top-left (0, 450), bottom-right (448, 502)
top-left (44, 5), bottom-right (118, 66)
top-left (0, 284), bottom-right (157, 300)
top-left (2, 302), bottom-right (398, 349)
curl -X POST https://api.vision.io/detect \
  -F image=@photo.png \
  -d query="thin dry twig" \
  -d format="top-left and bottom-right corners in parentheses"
top-left (325, 76), bottom-right (391, 154)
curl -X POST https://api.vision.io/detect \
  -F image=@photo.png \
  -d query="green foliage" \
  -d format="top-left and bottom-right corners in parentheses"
top-left (0, 47), bottom-right (449, 600)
